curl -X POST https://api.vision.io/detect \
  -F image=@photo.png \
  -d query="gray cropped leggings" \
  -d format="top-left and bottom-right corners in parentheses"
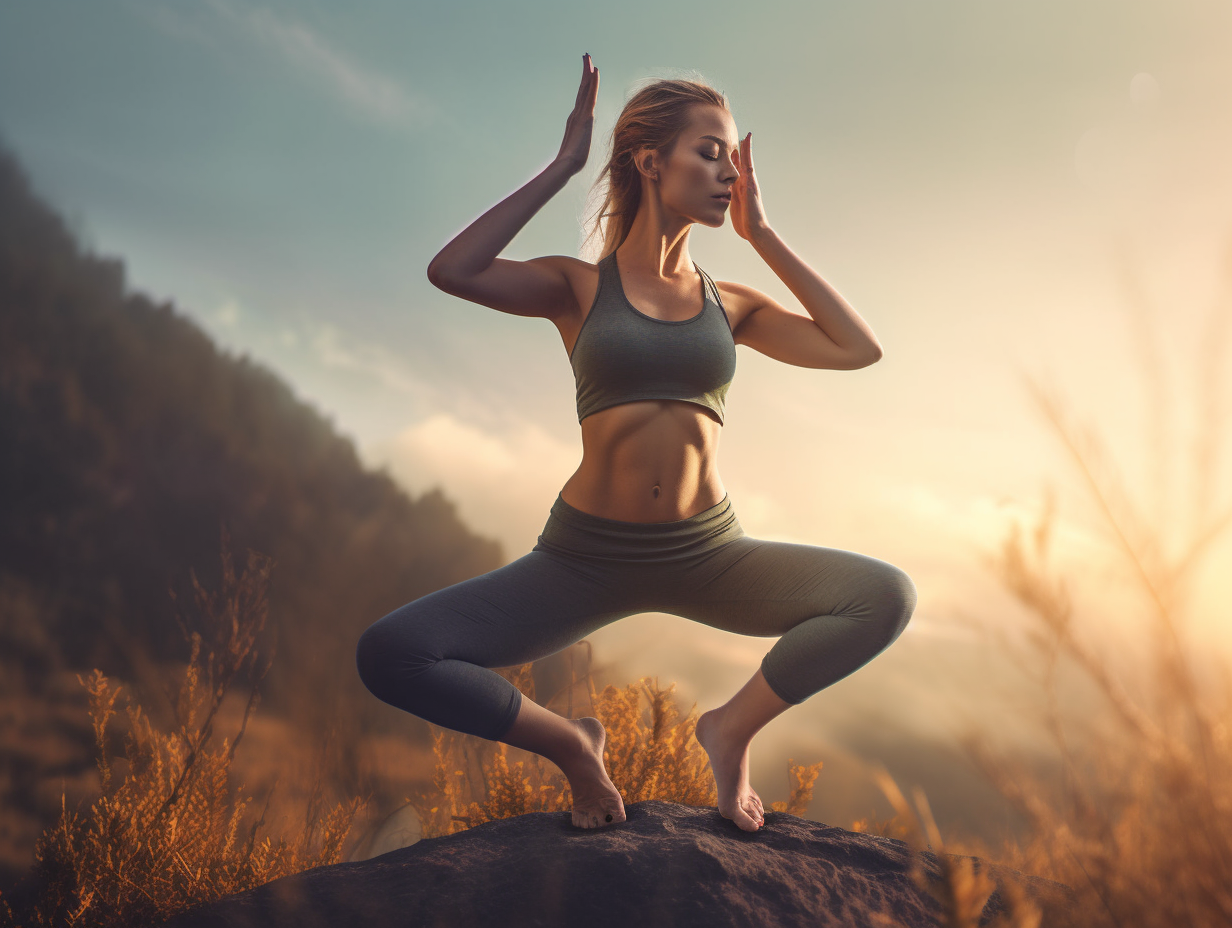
top-left (355, 492), bottom-right (917, 743)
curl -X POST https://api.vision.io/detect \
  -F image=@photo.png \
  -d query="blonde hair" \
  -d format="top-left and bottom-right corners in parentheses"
top-left (581, 76), bottom-right (729, 261)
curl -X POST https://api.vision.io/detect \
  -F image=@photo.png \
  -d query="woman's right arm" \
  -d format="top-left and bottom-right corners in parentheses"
top-left (426, 54), bottom-right (598, 320)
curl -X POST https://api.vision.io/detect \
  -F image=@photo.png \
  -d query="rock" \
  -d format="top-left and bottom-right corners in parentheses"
top-left (161, 800), bottom-right (1076, 928)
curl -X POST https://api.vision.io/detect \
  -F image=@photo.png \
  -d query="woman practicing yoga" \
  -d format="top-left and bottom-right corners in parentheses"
top-left (356, 54), bottom-right (917, 834)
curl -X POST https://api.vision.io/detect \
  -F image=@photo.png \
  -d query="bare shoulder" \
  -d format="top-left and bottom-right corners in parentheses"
top-left (545, 255), bottom-right (603, 356)
top-left (540, 254), bottom-right (600, 295)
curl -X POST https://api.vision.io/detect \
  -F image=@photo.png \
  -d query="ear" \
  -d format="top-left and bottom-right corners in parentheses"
top-left (634, 147), bottom-right (660, 183)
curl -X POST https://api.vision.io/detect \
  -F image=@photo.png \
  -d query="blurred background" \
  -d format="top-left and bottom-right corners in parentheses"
top-left (2, 0), bottom-right (1230, 894)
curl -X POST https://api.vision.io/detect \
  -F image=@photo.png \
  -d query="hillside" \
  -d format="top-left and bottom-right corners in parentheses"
top-left (0, 139), bottom-right (506, 890)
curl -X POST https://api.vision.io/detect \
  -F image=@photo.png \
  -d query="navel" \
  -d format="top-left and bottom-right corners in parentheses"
top-left (652, 484), bottom-right (661, 499)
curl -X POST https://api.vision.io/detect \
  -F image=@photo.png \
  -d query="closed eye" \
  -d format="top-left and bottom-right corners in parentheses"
top-left (701, 154), bottom-right (718, 161)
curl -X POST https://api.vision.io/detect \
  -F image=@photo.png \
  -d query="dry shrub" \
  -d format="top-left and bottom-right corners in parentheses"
top-left (955, 461), bottom-right (1232, 927)
top-left (940, 239), bottom-right (1232, 927)
top-left (855, 236), bottom-right (1232, 928)
top-left (849, 810), bottom-right (918, 843)
top-left (405, 646), bottom-right (822, 838)
top-left (402, 654), bottom-right (1043, 926)
top-left (0, 526), bottom-right (365, 928)
top-left (861, 767), bottom-right (1045, 928)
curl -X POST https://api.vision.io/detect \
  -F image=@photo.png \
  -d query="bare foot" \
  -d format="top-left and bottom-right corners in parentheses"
top-left (694, 708), bottom-right (765, 832)
top-left (561, 717), bottom-right (626, 829)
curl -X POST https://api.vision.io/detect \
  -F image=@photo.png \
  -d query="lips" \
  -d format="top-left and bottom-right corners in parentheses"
top-left (713, 194), bottom-right (731, 203)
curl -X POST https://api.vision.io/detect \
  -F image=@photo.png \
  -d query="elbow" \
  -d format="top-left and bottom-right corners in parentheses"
top-left (426, 258), bottom-right (445, 288)
top-left (850, 343), bottom-right (883, 369)
top-left (426, 260), bottom-right (450, 291)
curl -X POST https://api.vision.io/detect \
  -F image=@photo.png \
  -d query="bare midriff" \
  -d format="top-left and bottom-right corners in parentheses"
top-left (559, 399), bottom-right (727, 523)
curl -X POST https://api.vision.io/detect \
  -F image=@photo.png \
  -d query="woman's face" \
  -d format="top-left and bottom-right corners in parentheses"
top-left (651, 104), bottom-right (740, 228)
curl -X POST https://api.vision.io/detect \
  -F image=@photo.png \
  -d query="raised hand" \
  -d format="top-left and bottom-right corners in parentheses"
top-left (730, 132), bottom-right (770, 241)
top-left (555, 53), bottom-right (599, 175)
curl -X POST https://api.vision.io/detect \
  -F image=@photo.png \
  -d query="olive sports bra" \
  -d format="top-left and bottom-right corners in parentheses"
top-left (569, 250), bottom-right (737, 424)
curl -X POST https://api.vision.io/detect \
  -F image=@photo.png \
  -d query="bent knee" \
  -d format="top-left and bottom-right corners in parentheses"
top-left (868, 563), bottom-right (917, 645)
top-left (354, 614), bottom-right (439, 697)
top-left (355, 621), bottom-right (393, 694)
top-left (852, 561), bottom-right (921, 645)
top-left (887, 565), bottom-right (917, 614)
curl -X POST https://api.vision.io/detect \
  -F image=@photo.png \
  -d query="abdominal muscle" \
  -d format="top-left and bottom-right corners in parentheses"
top-left (559, 399), bottom-right (727, 523)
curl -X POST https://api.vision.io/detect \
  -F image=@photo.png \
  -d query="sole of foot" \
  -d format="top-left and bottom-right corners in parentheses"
top-left (694, 708), bottom-right (765, 832)
top-left (566, 717), bottom-right (626, 829)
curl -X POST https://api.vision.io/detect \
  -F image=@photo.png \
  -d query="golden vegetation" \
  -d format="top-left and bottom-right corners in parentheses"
top-left (937, 366), bottom-right (1232, 927)
top-left (0, 528), bottom-right (364, 928)
top-left (862, 770), bottom-right (1045, 928)
top-left (404, 648), bottom-right (823, 839)
top-left (855, 243), bottom-right (1232, 927)
top-left (401, 646), bottom-right (1051, 927)
top-left (388, 644), bottom-right (1054, 927)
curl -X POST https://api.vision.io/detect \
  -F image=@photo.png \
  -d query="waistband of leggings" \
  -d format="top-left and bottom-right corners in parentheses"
top-left (534, 492), bottom-right (744, 562)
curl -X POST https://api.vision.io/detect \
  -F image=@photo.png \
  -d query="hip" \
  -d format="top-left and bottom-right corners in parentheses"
top-left (534, 489), bottom-right (745, 564)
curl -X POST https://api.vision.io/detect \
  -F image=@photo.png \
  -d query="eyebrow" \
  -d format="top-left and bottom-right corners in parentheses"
top-left (698, 134), bottom-right (736, 148)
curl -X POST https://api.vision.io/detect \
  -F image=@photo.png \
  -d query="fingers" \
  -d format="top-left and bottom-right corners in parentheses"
top-left (575, 56), bottom-right (588, 108)
top-left (740, 131), bottom-right (754, 173)
top-left (575, 53), bottom-right (598, 112)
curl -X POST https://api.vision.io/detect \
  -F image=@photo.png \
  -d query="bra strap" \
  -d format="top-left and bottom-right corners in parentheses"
top-left (696, 265), bottom-right (723, 309)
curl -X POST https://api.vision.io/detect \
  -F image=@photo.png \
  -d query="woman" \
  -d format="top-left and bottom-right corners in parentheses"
top-left (356, 54), bottom-right (917, 834)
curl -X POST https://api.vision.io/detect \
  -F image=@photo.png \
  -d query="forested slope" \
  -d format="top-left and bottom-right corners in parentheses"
top-left (0, 140), bottom-right (502, 718)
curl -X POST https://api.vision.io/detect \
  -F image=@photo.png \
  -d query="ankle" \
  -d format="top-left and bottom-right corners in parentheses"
top-left (706, 667), bottom-right (793, 744)
top-left (503, 703), bottom-right (588, 772)
top-left (702, 703), bottom-right (760, 747)
top-left (699, 705), bottom-right (736, 740)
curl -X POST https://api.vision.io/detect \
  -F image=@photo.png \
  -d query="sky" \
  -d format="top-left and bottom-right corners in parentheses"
top-left (3, 0), bottom-right (1231, 825)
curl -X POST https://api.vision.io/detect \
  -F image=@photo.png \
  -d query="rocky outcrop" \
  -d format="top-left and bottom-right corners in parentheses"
top-left (162, 800), bottom-right (1075, 928)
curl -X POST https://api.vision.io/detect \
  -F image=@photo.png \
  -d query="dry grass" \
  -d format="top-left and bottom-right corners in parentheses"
top-left (858, 769), bottom-right (1046, 928)
top-left (0, 526), bottom-right (365, 928)
top-left (869, 236), bottom-right (1232, 928)
top-left (398, 652), bottom-right (1050, 926)
top-left (400, 653), bottom-right (1048, 926)
top-left (403, 647), bottom-right (824, 839)
top-left (941, 368), bottom-right (1232, 927)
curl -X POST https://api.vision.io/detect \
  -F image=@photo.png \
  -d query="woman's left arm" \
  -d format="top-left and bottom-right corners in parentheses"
top-left (730, 132), bottom-right (884, 370)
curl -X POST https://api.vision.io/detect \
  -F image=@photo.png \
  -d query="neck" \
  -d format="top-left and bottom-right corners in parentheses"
top-left (617, 199), bottom-right (695, 279)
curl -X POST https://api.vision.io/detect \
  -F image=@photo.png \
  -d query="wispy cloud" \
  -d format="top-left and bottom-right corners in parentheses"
top-left (214, 0), bottom-right (423, 127)
top-left (307, 321), bottom-right (440, 402)
top-left (361, 411), bottom-right (582, 559)
top-left (130, 0), bottom-right (427, 128)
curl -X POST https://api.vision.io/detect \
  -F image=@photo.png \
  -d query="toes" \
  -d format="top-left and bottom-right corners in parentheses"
top-left (725, 803), bottom-right (761, 832)
top-left (572, 806), bottom-right (623, 829)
